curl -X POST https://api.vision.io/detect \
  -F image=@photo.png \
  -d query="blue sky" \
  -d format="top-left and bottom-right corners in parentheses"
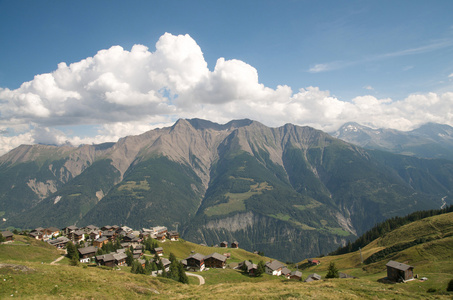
top-left (0, 0), bottom-right (452, 154)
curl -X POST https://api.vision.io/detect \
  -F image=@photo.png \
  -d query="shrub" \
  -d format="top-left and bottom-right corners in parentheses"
top-left (447, 279), bottom-right (453, 292)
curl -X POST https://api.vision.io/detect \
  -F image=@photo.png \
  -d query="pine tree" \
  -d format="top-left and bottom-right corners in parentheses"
top-left (0, 233), bottom-right (5, 243)
top-left (325, 262), bottom-right (339, 278)
top-left (256, 260), bottom-right (265, 277)
top-left (177, 262), bottom-right (189, 284)
top-left (125, 249), bottom-right (134, 266)
top-left (66, 241), bottom-right (79, 260)
top-left (168, 260), bottom-right (179, 280)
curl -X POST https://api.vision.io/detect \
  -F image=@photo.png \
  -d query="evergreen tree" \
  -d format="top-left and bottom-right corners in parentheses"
top-left (145, 259), bottom-right (153, 275)
top-left (256, 260), bottom-right (265, 277)
top-left (0, 233), bottom-right (5, 243)
top-left (168, 260), bottom-right (179, 281)
top-left (125, 249), bottom-right (134, 266)
top-left (70, 256), bottom-right (79, 266)
top-left (96, 248), bottom-right (104, 256)
top-left (150, 261), bottom-right (158, 271)
top-left (325, 262), bottom-right (339, 278)
top-left (177, 262), bottom-right (189, 284)
top-left (66, 241), bottom-right (79, 260)
top-left (157, 259), bottom-right (164, 271)
top-left (131, 260), bottom-right (139, 274)
top-left (114, 238), bottom-right (122, 251)
top-left (169, 252), bottom-right (177, 263)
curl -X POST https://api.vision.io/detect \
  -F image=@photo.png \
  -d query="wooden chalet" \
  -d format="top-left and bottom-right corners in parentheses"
top-left (265, 260), bottom-right (286, 276)
top-left (29, 230), bottom-right (43, 240)
top-left (154, 247), bottom-right (164, 256)
top-left (161, 258), bottom-right (171, 272)
top-left (1, 230), bottom-right (14, 242)
top-left (83, 225), bottom-right (100, 233)
top-left (220, 241), bottom-right (228, 248)
top-left (71, 229), bottom-right (86, 243)
top-left (78, 246), bottom-right (97, 263)
top-left (288, 270), bottom-right (303, 280)
top-left (63, 225), bottom-right (78, 235)
top-left (43, 227), bottom-right (60, 240)
top-left (113, 252), bottom-right (127, 266)
top-left (123, 233), bottom-right (140, 244)
top-left (133, 249), bottom-right (143, 259)
top-left (185, 253), bottom-right (205, 271)
top-left (167, 231), bottom-right (179, 241)
top-left (93, 236), bottom-right (108, 248)
top-left (281, 267), bottom-right (291, 278)
top-left (204, 252), bottom-right (227, 269)
top-left (96, 254), bottom-right (116, 267)
top-left (156, 233), bottom-right (166, 241)
top-left (386, 260), bottom-right (414, 282)
top-left (101, 230), bottom-right (115, 241)
top-left (231, 241), bottom-right (239, 248)
top-left (101, 225), bottom-right (112, 231)
top-left (47, 236), bottom-right (70, 249)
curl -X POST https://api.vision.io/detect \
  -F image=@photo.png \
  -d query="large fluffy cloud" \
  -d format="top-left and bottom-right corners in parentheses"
top-left (0, 33), bottom-right (452, 155)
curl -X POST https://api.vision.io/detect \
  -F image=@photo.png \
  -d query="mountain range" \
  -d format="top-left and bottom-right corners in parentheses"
top-left (1, 119), bottom-right (452, 262)
top-left (332, 122), bottom-right (453, 161)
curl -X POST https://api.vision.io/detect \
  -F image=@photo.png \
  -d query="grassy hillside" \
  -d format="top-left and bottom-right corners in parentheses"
top-left (1, 230), bottom-right (453, 298)
top-left (298, 212), bottom-right (453, 297)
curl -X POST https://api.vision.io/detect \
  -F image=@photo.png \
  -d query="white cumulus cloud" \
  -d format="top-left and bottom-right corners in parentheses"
top-left (0, 33), bottom-right (453, 155)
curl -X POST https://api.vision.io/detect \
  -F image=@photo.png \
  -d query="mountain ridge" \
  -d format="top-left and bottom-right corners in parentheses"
top-left (1, 118), bottom-right (453, 261)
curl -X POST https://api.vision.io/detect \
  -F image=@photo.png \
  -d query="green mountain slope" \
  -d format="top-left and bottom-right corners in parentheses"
top-left (1, 119), bottom-right (453, 262)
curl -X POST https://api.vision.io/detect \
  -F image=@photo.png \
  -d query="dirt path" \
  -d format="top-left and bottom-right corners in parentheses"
top-left (50, 255), bottom-right (65, 265)
top-left (186, 272), bottom-right (205, 285)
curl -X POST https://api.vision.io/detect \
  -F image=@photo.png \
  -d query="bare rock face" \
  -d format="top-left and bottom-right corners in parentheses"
top-left (26, 179), bottom-right (57, 199)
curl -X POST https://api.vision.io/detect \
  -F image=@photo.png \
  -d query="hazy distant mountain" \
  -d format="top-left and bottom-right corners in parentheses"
top-left (332, 122), bottom-right (453, 161)
top-left (1, 119), bottom-right (452, 262)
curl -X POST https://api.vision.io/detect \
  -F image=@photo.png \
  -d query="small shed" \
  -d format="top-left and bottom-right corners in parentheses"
top-left (386, 260), bottom-right (414, 282)
top-left (305, 273), bottom-right (321, 282)
top-left (220, 241), bottom-right (228, 248)
top-left (231, 241), bottom-right (239, 248)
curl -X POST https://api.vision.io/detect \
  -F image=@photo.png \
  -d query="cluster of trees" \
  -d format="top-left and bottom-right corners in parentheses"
top-left (240, 260), bottom-right (266, 277)
top-left (129, 252), bottom-right (188, 284)
top-left (330, 205), bottom-right (453, 256)
top-left (364, 237), bottom-right (436, 264)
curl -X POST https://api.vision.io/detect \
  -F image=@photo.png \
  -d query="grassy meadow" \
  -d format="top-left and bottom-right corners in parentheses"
top-left (1, 213), bottom-right (452, 298)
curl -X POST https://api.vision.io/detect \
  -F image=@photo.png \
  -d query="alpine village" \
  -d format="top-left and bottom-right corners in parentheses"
top-left (0, 119), bottom-right (452, 299)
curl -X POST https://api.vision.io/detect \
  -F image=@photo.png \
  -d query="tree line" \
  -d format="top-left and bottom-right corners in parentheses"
top-left (329, 205), bottom-right (453, 256)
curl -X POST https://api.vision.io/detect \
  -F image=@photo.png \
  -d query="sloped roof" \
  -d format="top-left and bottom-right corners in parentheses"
top-left (113, 252), bottom-right (127, 261)
top-left (386, 260), bottom-right (413, 271)
top-left (95, 236), bottom-right (108, 242)
top-left (186, 253), bottom-right (205, 261)
top-left (47, 236), bottom-right (70, 245)
top-left (204, 252), bottom-right (227, 262)
top-left (1, 230), bottom-right (13, 238)
top-left (290, 270), bottom-right (303, 278)
top-left (265, 260), bottom-right (285, 271)
top-left (305, 273), bottom-right (321, 281)
top-left (281, 267), bottom-right (291, 275)
top-left (78, 246), bottom-right (97, 255)
top-left (96, 254), bottom-right (115, 262)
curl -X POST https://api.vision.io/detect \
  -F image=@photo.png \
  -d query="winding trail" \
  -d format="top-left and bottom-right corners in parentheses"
top-left (186, 272), bottom-right (205, 285)
top-left (50, 255), bottom-right (65, 265)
